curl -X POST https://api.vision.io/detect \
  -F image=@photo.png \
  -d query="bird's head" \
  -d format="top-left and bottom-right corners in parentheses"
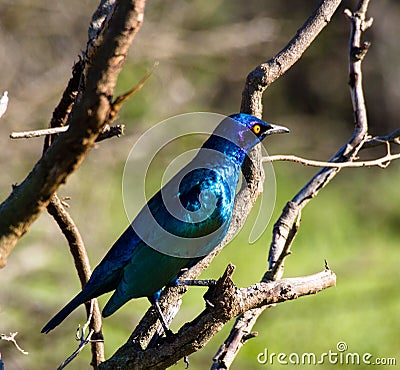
top-left (216, 113), bottom-right (289, 153)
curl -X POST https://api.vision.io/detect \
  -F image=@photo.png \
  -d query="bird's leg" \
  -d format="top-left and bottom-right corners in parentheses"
top-left (154, 301), bottom-right (173, 337)
top-left (150, 293), bottom-right (173, 337)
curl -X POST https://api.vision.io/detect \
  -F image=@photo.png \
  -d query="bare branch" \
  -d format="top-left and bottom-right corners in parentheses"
top-left (362, 128), bottom-right (400, 149)
top-left (47, 195), bottom-right (92, 289)
top-left (47, 195), bottom-right (105, 367)
top-left (57, 300), bottom-right (105, 370)
top-left (0, 332), bottom-right (28, 355)
top-left (101, 266), bottom-right (336, 370)
top-left (57, 329), bottom-right (95, 370)
top-left (10, 124), bottom-right (124, 141)
top-left (0, 0), bottom-right (147, 268)
top-left (10, 126), bottom-right (69, 139)
top-left (262, 150), bottom-right (400, 169)
top-left (211, 0), bottom-right (343, 367)
top-left (270, 0), bottom-right (372, 268)
top-left (240, 0), bottom-right (343, 117)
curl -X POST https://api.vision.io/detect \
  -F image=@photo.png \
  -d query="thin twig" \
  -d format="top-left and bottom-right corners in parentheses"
top-left (0, 332), bottom-right (28, 355)
top-left (362, 128), bottom-right (400, 148)
top-left (10, 126), bottom-right (69, 139)
top-left (262, 150), bottom-right (400, 169)
top-left (57, 329), bottom-right (95, 370)
top-left (10, 124), bottom-right (124, 141)
top-left (57, 300), bottom-right (104, 370)
top-left (47, 195), bottom-right (105, 367)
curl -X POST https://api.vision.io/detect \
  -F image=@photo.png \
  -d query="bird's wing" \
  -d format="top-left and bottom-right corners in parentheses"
top-left (82, 225), bottom-right (143, 296)
top-left (131, 167), bottom-right (234, 258)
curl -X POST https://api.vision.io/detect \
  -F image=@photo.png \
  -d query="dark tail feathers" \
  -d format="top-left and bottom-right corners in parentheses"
top-left (41, 291), bottom-right (91, 334)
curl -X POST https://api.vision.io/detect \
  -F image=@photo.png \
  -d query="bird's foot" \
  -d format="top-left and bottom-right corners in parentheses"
top-left (174, 278), bottom-right (217, 287)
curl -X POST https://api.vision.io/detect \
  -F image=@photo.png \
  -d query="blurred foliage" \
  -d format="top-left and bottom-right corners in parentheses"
top-left (0, 0), bottom-right (400, 369)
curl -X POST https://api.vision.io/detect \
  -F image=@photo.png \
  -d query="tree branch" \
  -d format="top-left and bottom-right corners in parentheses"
top-left (100, 265), bottom-right (336, 369)
top-left (10, 124), bottom-right (124, 142)
top-left (262, 146), bottom-right (400, 169)
top-left (47, 195), bottom-right (105, 367)
top-left (0, 332), bottom-right (28, 355)
top-left (240, 0), bottom-right (342, 117)
top-left (0, 0), bottom-right (147, 268)
top-left (362, 128), bottom-right (400, 148)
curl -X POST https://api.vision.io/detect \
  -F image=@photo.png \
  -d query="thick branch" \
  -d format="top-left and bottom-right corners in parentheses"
top-left (100, 266), bottom-right (336, 369)
top-left (0, 0), bottom-right (146, 267)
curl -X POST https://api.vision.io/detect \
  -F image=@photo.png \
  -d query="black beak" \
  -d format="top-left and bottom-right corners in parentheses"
top-left (266, 123), bottom-right (290, 136)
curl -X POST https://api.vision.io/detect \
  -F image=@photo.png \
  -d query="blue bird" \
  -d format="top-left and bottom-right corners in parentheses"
top-left (41, 113), bottom-right (289, 334)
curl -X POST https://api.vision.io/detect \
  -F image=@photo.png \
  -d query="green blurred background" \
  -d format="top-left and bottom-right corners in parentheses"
top-left (1, 0), bottom-right (399, 368)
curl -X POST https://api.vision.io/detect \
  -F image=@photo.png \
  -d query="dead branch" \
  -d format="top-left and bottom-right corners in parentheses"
top-left (57, 300), bottom-right (104, 370)
top-left (100, 266), bottom-right (336, 370)
top-left (262, 149), bottom-right (400, 168)
top-left (362, 128), bottom-right (400, 148)
top-left (10, 124), bottom-right (124, 141)
top-left (0, 0), bottom-right (146, 267)
top-left (270, 0), bottom-right (372, 270)
top-left (47, 195), bottom-right (105, 367)
top-left (0, 332), bottom-right (28, 355)
top-left (10, 126), bottom-right (69, 139)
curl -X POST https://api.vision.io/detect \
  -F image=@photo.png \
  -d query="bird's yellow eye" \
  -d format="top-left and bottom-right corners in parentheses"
top-left (253, 124), bottom-right (261, 135)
